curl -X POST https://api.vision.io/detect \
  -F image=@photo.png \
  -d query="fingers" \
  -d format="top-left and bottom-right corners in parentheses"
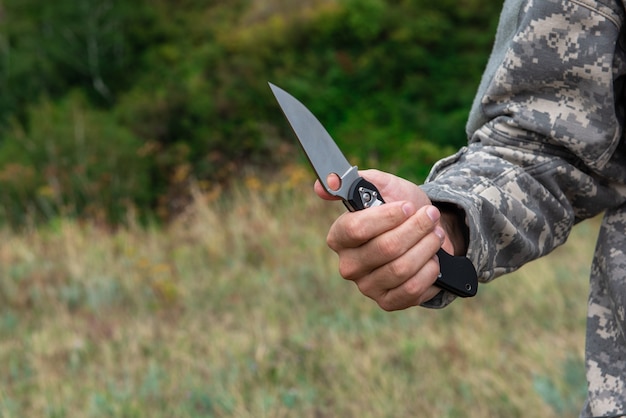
top-left (332, 204), bottom-right (439, 277)
top-left (357, 238), bottom-right (444, 310)
top-left (348, 209), bottom-right (444, 302)
top-left (314, 169), bottom-right (447, 310)
top-left (314, 169), bottom-right (433, 210)
top-left (313, 174), bottom-right (342, 201)
top-left (328, 202), bottom-right (446, 311)
top-left (327, 201), bottom-right (419, 250)
top-left (313, 170), bottom-right (393, 201)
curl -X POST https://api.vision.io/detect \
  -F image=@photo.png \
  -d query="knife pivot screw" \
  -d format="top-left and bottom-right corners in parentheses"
top-left (359, 188), bottom-right (372, 204)
top-left (359, 187), bottom-right (379, 208)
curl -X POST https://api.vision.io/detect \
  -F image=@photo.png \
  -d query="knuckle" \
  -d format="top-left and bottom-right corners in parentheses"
top-left (338, 259), bottom-right (358, 281)
top-left (386, 258), bottom-right (412, 279)
top-left (377, 296), bottom-right (399, 312)
top-left (402, 276), bottom-right (427, 298)
top-left (326, 231), bottom-right (339, 251)
top-left (355, 278), bottom-right (381, 302)
top-left (374, 234), bottom-right (402, 260)
top-left (343, 215), bottom-right (368, 242)
top-left (326, 219), bottom-right (344, 251)
top-left (327, 215), bottom-right (368, 250)
top-left (412, 207), bottom-right (436, 234)
top-left (381, 206), bottom-right (404, 229)
top-left (378, 301), bottom-right (395, 312)
top-left (355, 277), bottom-right (374, 295)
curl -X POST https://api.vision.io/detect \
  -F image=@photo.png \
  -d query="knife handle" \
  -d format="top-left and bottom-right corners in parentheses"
top-left (434, 248), bottom-right (477, 297)
top-left (345, 177), bottom-right (478, 298)
top-left (344, 177), bottom-right (385, 211)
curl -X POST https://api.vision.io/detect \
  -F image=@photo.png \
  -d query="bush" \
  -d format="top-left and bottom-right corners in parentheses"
top-left (0, 0), bottom-right (501, 223)
top-left (0, 93), bottom-right (150, 226)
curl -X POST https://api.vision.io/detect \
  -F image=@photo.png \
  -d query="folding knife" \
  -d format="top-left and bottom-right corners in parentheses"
top-left (269, 82), bottom-right (477, 298)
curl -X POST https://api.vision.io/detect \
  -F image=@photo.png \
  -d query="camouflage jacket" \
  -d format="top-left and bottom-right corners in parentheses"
top-left (421, 0), bottom-right (626, 415)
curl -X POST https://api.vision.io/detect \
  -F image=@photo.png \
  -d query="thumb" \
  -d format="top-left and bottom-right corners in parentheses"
top-left (314, 173), bottom-right (343, 201)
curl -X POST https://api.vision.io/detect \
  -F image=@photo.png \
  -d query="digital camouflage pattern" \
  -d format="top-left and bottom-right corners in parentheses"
top-left (420, 0), bottom-right (626, 415)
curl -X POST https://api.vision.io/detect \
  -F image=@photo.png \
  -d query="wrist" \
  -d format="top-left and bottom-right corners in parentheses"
top-left (436, 203), bottom-right (469, 256)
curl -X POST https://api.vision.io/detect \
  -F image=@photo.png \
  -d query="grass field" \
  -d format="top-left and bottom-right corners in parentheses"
top-left (0, 168), bottom-right (598, 417)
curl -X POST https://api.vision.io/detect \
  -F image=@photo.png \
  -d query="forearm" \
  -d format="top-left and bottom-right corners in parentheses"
top-left (421, 138), bottom-right (626, 311)
top-left (420, 0), bottom-right (626, 309)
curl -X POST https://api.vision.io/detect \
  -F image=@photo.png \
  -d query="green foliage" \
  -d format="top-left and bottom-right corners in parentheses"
top-left (0, 0), bottom-right (500, 224)
top-left (0, 92), bottom-right (150, 224)
top-left (0, 0), bottom-right (158, 116)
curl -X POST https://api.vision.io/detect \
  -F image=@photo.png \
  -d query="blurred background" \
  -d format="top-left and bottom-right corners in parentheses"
top-left (0, 1), bottom-right (593, 417)
top-left (0, 0), bottom-right (500, 226)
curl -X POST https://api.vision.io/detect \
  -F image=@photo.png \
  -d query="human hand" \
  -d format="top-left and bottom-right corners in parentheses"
top-left (314, 169), bottom-right (455, 310)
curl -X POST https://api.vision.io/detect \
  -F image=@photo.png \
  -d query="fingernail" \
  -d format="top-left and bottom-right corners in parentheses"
top-left (402, 202), bottom-right (416, 217)
top-left (434, 226), bottom-right (446, 243)
top-left (426, 206), bottom-right (440, 223)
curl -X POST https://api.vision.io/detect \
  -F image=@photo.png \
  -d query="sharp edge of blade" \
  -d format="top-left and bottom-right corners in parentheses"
top-left (269, 83), bottom-right (354, 197)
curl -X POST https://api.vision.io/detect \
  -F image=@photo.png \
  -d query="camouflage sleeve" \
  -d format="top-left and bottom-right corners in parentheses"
top-left (421, 0), bottom-right (626, 308)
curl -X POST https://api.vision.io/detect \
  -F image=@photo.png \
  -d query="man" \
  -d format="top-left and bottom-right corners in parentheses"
top-left (314, 0), bottom-right (626, 416)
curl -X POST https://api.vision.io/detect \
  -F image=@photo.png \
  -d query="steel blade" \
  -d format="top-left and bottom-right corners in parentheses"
top-left (269, 83), bottom-right (359, 199)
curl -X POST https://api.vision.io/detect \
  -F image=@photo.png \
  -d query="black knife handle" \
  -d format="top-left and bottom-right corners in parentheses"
top-left (345, 178), bottom-right (385, 211)
top-left (345, 177), bottom-right (478, 298)
top-left (434, 248), bottom-right (477, 297)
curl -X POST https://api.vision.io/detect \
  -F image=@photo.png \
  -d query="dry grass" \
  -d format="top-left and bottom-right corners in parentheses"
top-left (0, 166), bottom-right (597, 417)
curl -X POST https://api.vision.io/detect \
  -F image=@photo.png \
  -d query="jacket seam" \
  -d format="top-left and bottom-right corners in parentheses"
top-left (570, 0), bottom-right (621, 27)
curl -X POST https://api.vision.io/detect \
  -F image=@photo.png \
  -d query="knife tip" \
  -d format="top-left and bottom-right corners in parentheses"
top-left (268, 82), bottom-right (286, 99)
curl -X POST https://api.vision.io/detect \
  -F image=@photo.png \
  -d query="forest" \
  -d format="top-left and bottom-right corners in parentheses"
top-left (0, 0), bottom-right (501, 225)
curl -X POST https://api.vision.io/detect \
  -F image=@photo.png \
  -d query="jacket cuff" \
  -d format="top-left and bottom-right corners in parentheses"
top-left (419, 183), bottom-right (485, 309)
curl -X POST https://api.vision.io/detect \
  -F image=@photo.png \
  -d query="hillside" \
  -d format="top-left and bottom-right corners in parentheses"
top-left (0, 0), bottom-right (500, 225)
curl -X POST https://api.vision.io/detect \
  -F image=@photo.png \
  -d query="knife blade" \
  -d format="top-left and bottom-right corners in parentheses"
top-left (269, 82), bottom-right (477, 298)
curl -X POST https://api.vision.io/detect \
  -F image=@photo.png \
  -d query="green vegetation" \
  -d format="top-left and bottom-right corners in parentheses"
top-left (0, 176), bottom-right (594, 417)
top-left (0, 0), bottom-right (500, 225)
top-left (0, 2), bottom-right (595, 416)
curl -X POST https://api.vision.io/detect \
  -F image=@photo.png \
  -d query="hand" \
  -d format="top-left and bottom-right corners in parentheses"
top-left (314, 169), bottom-right (455, 311)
